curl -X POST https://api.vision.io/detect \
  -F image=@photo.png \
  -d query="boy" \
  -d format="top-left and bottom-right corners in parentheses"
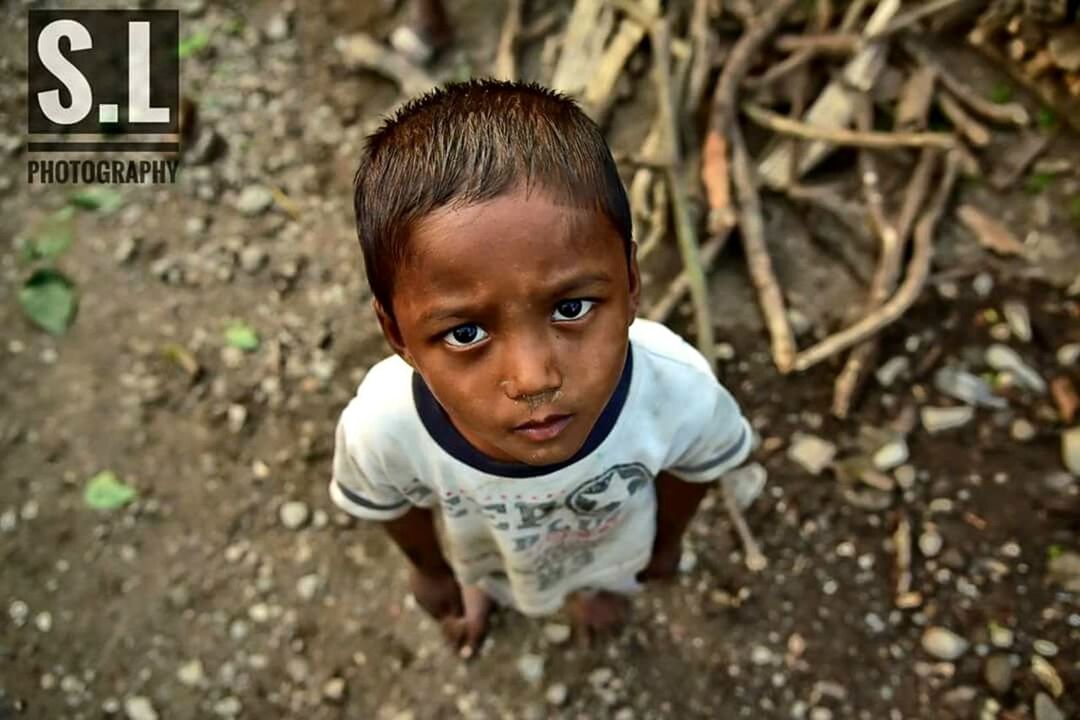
top-left (331, 79), bottom-right (752, 655)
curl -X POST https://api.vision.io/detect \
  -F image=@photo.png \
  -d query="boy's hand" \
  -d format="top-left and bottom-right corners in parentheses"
top-left (409, 566), bottom-right (464, 619)
top-left (636, 540), bottom-right (681, 583)
top-left (408, 568), bottom-right (491, 658)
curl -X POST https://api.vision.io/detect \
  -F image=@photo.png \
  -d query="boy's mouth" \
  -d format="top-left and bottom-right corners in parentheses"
top-left (513, 414), bottom-right (574, 442)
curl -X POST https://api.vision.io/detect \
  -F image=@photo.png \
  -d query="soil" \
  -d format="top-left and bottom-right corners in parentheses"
top-left (1, 2), bottom-right (1078, 720)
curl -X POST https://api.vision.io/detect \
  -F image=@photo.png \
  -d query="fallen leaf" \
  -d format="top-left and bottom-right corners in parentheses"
top-left (18, 269), bottom-right (77, 335)
top-left (30, 207), bottom-right (76, 260)
top-left (956, 204), bottom-right (1027, 257)
top-left (84, 471), bottom-right (136, 510)
top-left (178, 31), bottom-right (211, 58)
top-left (69, 186), bottom-right (124, 213)
top-left (224, 322), bottom-right (260, 351)
top-left (1051, 375), bottom-right (1078, 424)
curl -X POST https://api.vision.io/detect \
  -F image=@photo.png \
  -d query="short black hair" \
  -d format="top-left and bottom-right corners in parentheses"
top-left (352, 79), bottom-right (632, 320)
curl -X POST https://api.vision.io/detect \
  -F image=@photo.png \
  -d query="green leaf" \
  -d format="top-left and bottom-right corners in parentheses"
top-left (1048, 544), bottom-right (1063, 560)
top-left (225, 322), bottom-right (260, 351)
top-left (178, 31), bottom-right (211, 58)
top-left (84, 471), bottom-right (137, 510)
top-left (989, 82), bottom-right (1014, 104)
top-left (1024, 172), bottom-right (1054, 194)
top-left (32, 207), bottom-right (76, 259)
top-left (69, 186), bottom-right (124, 213)
top-left (1036, 108), bottom-right (1058, 130)
top-left (18, 269), bottom-right (77, 335)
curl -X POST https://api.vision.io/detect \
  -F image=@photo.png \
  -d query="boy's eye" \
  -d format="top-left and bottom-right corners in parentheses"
top-left (443, 324), bottom-right (488, 348)
top-left (552, 299), bottom-right (595, 322)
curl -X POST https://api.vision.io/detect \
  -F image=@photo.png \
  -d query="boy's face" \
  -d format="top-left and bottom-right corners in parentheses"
top-left (376, 187), bottom-right (640, 466)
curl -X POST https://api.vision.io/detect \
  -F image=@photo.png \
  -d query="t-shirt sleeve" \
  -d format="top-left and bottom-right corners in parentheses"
top-left (663, 379), bottom-right (752, 483)
top-left (328, 409), bottom-right (413, 521)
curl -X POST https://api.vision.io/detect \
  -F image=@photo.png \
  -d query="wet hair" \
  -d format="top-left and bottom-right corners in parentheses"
top-left (352, 79), bottom-right (632, 320)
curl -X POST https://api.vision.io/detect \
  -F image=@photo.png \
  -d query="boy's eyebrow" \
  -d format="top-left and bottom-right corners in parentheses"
top-left (417, 272), bottom-right (613, 325)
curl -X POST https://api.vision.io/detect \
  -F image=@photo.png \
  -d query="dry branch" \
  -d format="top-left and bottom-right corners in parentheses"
top-left (723, 481), bottom-right (767, 572)
top-left (937, 90), bottom-right (991, 147)
top-left (793, 151), bottom-right (959, 373)
top-left (895, 65), bottom-right (936, 130)
top-left (744, 103), bottom-right (956, 150)
top-left (868, 0), bottom-right (967, 41)
top-left (775, 32), bottom-right (858, 54)
top-left (335, 33), bottom-right (437, 97)
top-left (581, 0), bottom-right (660, 124)
top-left (493, 0), bottom-right (522, 81)
top-left (646, 232), bottom-right (729, 324)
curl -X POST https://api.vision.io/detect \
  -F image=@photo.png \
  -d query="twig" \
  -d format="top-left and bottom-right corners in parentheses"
top-left (868, 0), bottom-right (966, 41)
top-left (937, 90), bottom-right (990, 147)
top-left (493, 0), bottom-right (522, 81)
top-left (334, 33), bottom-right (437, 97)
top-left (775, 32), bottom-right (858, 54)
top-left (551, 0), bottom-right (612, 95)
top-left (793, 151), bottom-right (958, 373)
top-left (724, 481), bottom-right (767, 572)
top-left (646, 231), bottom-right (729, 324)
top-left (637, 175), bottom-right (668, 263)
top-left (683, 0), bottom-right (713, 119)
top-left (744, 103), bottom-right (956, 150)
top-left (832, 104), bottom-right (921, 418)
top-left (893, 513), bottom-right (913, 604)
top-left (747, 0), bottom-right (866, 88)
top-left (900, 37), bottom-right (1030, 126)
top-left (519, 7), bottom-right (561, 42)
top-left (583, 0), bottom-right (660, 124)
top-left (988, 130), bottom-right (1053, 190)
top-left (649, 18), bottom-right (715, 366)
top-left (895, 65), bottom-right (936, 130)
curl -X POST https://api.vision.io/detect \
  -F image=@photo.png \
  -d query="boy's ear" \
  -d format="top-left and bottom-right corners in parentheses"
top-left (627, 241), bottom-right (641, 323)
top-left (372, 298), bottom-right (416, 367)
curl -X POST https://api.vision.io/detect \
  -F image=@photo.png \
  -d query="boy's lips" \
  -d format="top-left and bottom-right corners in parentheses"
top-left (513, 414), bottom-right (574, 442)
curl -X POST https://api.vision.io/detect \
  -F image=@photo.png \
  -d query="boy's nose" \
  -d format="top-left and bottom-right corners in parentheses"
top-left (500, 332), bottom-right (562, 403)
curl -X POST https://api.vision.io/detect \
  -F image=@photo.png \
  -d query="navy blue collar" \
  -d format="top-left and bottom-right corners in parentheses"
top-left (411, 345), bottom-right (633, 478)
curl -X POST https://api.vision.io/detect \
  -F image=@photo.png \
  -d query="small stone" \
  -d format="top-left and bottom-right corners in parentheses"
top-left (0, 508), bottom-right (15, 533)
top-left (228, 619), bottom-right (249, 641)
top-left (715, 342), bottom-right (736, 361)
top-left (589, 668), bottom-right (614, 687)
top-left (1062, 427), bottom-right (1080, 475)
top-left (124, 696), bottom-right (158, 720)
top-left (545, 683), bottom-right (568, 706)
top-left (265, 14), bottom-right (290, 41)
top-left (750, 645), bottom-right (774, 666)
top-left (323, 677), bottom-right (346, 703)
top-left (984, 654), bottom-right (1013, 695)
top-left (543, 623), bottom-right (571, 645)
top-left (1034, 692), bottom-right (1065, 720)
top-left (212, 696), bottom-right (242, 717)
top-left (1033, 639), bottom-right (1058, 657)
top-left (1057, 343), bottom-right (1080, 367)
top-left (894, 464), bottom-right (917, 490)
top-left (986, 344), bottom-right (1047, 394)
top-left (279, 501), bottom-right (310, 530)
top-left (286, 657), bottom-right (309, 683)
top-left (296, 574), bottom-right (321, 601)
top-left (787, 309), bottom-right (813, 337)
top-left (248, 602), bottom-right (270, 623)
top-left (115, 236), bottom-right (139, 264)
top-left (809, 708), bottom-right (833, 720)
top-left (919, 526), bottom-right (943, 558)
top-left (876, 356), bottom-right (910, 387)
top-left (1010, 418), bottom-right (1036, 442)
top-left (1002, 301), bottom-right (1032, 342)
top-left (517, 654), bottom-right (545, 686)
top-left (921, 406), bottom-right (975, 434)
top-left (723, 463), bottom-right (768, 510)
top-left (177, 659), bottom-right (205, 687)
top-left (614, 709), bottom-right (634, 720)
top-left (934, 367), bottom-right (1007, 408)
top-left (787, 433), bottom-right (836, 476)
top-left (1031, 655), bottom-right (1064, 697)
top-left (922, 626), bottom-right (969, 660)
top-left (227, 404), bottom-right (247, 433)
top-left (239, 246), bottom-right (268, 274)
top-left (989, 623), bottom-right (1014, 649)
top-left (34, 611), bottom-right (52, 632)
top-left (236, 186), bottom-right (274, 216)
top-left (873, 438), bottom-right (909, 471)
top-left (973, 272), bottom-right (994, 298)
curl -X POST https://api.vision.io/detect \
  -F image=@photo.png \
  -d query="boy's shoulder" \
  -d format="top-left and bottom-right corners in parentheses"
top-left (629, 318), bottom-right (715, 380)
top-left (338, 354), bottom-right (419, 449)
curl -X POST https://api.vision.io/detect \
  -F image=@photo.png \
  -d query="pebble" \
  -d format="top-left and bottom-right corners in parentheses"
top-left (1011, 418), bottom-right (1036, 442)
top-left (239, 246), bottom-right (268, 274)
top-left (1031, 655), bottom-right (1064, 697)
top-left (875, 356), bottom-right (910, 387)
top-left (227, 404), bottom-right (247, 433)
top-left (517, 654), bottom-right (545, 686)
top-left (589, 668), bottom-right (614, 687)
top-left (296, 574), bottom-right (321, 601)
top-left (1048, 552), bottom-right (1080, 592)
top-left (323, 677), bottom-right (346, 703)
top-left (894, 465), bottom-right (917, 490)
top-left (124, 696), bottom-right (158, 720)
top-left (286, 657), bottom-right (309, 683)
top-left (751, 645), bottom-right (774, 666)
top-left (1057, 343), bottom-right (1080, 367)
top-left (1063, 427), bottom-right (1080, 475)
top-left (787, 433), bottom-right (836, 476)
top-left (921, 627), bottom-right (969, 660)
top-left (177, 659), bottom-right (205, 687)
top-left (973, 272), bottom-right (994, 297)
top-left (715, 342), bottom-right (736, 361)
top-left (212, 697), bottom-right (242, 717)
top-left (934, 367), bottom-right (1006, 409)
top-left (248, 602), bottom-right (270, 623)
top-left (236, 185), bottom-right (274, 216)
top-left (545, 683), bottom-right (568, 706)
top-left (921, 406), bottom-right (975, 434)
top-left (1002, 301), bottom-right (1031, 342)
top-left (918, 526), bottom-right (943, 558)
top-left (266, 14), bottom-right (290, 41)
top-left (873, 438), bottom-right (909, 471)
top-left (115, 236), bottom-right (139, 264)
top-left (543, 623), bottom-right (571, 646)
top-left (986, 344), bottom-right (1047, 394)
top-left (34, 611), bottom-right (52, 632)
top-left (983, 654), bottom-right (1013, 695)
top-left (1034, 693), bottom-right (1065, 720)
top-left (989, 623), bottom-right (1014, 649)
top-left (279, 501), bottom-right (310, 530)
top-left (1033, 639), bottom-right (1058, 657)
top-left (809, 708), bottom-right (833, 720)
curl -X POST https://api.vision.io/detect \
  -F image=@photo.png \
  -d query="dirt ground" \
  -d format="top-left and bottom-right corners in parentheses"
top-left (2, 1), bottom-right (1078, 719)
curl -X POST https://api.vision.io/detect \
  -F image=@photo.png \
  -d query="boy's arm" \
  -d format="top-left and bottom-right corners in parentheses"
top-left (638, 470), bottom-right (709, 582)
top-left (382, 507), bottom-right (463, 618)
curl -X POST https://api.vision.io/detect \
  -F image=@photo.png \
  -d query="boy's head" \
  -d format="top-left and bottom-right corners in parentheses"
top-left (353, 79), bottom-right (640, 467)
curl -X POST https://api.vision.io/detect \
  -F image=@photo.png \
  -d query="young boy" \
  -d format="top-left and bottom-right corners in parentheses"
top-left (331, 79), bottom-right (752, 654)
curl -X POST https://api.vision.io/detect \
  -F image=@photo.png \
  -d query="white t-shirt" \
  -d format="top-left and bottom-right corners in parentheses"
top-left (329, 318), bottom-right (752, 616)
